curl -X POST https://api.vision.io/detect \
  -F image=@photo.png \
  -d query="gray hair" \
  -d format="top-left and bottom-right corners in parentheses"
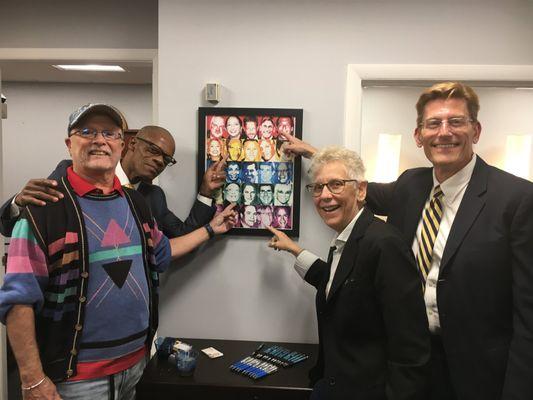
top-left (308, 146), bottom-right (366, 181)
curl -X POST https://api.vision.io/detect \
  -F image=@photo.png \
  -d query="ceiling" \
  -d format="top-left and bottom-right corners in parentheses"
top-left (0, 60), bottom-right (152, 85)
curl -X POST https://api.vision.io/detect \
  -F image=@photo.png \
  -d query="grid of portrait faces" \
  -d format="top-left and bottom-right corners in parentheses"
top-left (206, 114), bottom-right (296, 231)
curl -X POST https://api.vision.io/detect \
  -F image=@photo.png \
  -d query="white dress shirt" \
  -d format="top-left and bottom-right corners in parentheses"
top-left (413, 154), bottom-right (477, 333)
top-left (10, 161), bottom-right (212, 218)
top-left (115, 161), bottom-right (139, 189)
top-left (294, 208), bottom-right (364, 298)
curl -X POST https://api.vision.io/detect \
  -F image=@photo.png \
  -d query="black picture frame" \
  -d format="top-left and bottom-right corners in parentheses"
top-left (198, 107), bottom-right (303, 237)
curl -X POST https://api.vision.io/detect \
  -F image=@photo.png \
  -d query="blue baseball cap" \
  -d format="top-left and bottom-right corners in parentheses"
top-left (68, 103), bottom-right (128, 132)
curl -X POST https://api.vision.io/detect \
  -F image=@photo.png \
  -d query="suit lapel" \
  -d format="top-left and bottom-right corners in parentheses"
top-left (317, 274), bottom-right (329, 311)
top-left (403, 170), bottom-right (433, 245)
top-left (326, 208), bottom-right (373, 302)
top-left (136, 182), bottom-right (148, 195)
top-left (440, 157), bottom-right (488, 273)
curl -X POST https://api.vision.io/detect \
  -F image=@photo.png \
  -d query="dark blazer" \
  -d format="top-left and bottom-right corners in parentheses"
top-left (306, 207), bottom-right (430, 400)
top-left (366, 157), bottom-right (533, 400)
top-left (0, 160), bottom-right (215, 238)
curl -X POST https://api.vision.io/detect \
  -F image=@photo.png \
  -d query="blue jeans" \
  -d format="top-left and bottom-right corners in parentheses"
top-left (55, 356), bottom-right (147, 400)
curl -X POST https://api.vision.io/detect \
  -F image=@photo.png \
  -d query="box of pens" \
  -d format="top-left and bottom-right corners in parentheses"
top-left (154, 336), bottom-right (199, 376)
top-left (230, 343), bottom-right (308, 380)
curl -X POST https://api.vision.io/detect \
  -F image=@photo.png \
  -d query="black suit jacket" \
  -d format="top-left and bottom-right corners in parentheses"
top-left (0, 160), bottom-right (215, 238)
top-left (305, 208), bottom-right (430, 400)
top-left (366, 157), bottom-right (533, 400)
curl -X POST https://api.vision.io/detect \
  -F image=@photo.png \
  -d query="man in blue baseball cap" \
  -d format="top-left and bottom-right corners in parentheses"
top-left (0, 103), bottom-right (236, 399)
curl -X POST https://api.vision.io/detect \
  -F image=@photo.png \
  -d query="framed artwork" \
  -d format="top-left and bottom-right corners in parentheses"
top-left (198, 108), bottom-right (303, 237)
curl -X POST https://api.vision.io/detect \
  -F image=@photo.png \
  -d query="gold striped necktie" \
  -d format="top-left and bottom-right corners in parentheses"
top-left (416, 185), bottom-right (444, 284)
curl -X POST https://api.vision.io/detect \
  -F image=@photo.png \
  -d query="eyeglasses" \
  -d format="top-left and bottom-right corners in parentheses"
top-left (70, 128), bottom-right (123, 140)
top-left (136, 137), bottom-right (177, 166)
top-left (420, 117), bottom-right (474, 132)
top-left (306, 179), bottom-right (358, 197)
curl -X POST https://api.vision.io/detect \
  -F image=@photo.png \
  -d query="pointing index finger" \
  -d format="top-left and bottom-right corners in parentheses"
top-left (222, 203), bottom-right (237, 214)
top-left (266, 225), bottom-right (279, 236)
top-left (280, 131), bottom-right (296, 143)
top-left (216, 158), bottom-right (227, 172)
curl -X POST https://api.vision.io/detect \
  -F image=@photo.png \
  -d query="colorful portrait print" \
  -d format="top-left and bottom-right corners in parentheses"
top-left (258, 117), bottom-right (275, 140)
top-left (274, 206), bottom-right (291, 230)
top-left (227, 138), bottom-right (244, 162)
top-left (223, 182), bottom-right (241, 203)
top-left (275, 162), bottom-right (292, 184)
top-left (209, 116), bottom-right (225, 139)
top-left (274, 183), bottom-right (292, 206)
top-left (243, 116), bottom-right (258, 140)
top-left (207, 137), bottom-right (224, 161)
top-left (201, 108), bottom-right (301, 235)
top-left (259, 139), bottom-right (276, 161)
top-left (226, 115), bottom-right (243, 140)
top-left (243, 140), bottom-right (261, 162)
top-left (242, 183), bottom-right (257, 206)
top-left (257, 205), bottom-right (274, 228)
top-left (226, 162), bottom-right (241, 183)
top-left (258, 184), bottom-right (274, 205)
top-left (240, 205), bottom-right (258, 228)
top-left (276, 116), bottom-right (294, 140)
top-left (242, 162), bottom-right (259, 184)
top-left (259, 162), bottom-right (275, 184)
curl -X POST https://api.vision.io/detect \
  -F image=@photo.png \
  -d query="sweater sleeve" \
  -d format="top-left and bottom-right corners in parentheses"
top-left (148, 220), bottom-right (171, 273)
top-left (0, 217), bottom-right (49, 324)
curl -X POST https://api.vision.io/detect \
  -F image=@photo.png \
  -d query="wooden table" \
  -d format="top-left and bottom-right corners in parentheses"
top-left (136, 338), bottom-right (318, 400)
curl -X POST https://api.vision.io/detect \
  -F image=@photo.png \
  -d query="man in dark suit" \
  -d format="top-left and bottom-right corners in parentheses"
top-left (268, 146), bottom-right (430, 400)
top-left (0, 122), bottom-right (226, 239)
top-left (365, 82), bottom-right (533, 400)
top-left (281, 82), bottom-right (533, 400)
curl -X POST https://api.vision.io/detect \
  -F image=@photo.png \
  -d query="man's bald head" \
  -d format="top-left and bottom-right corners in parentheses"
top-left (137, 125), bottom-right (176, 156)
top-left (122, 125), bottom-right (177, 183)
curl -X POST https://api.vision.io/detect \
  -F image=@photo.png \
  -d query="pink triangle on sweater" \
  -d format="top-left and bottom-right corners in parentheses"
top-left (101, 219), bottom-right (130, 247)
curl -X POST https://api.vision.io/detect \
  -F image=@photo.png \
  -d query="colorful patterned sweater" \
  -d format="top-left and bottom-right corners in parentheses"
top-left (0, 174), bottom-right (170, 382)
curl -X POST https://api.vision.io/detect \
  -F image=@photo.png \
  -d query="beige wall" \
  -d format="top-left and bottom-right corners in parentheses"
top-left (0, 0), bottom-right (157, 49)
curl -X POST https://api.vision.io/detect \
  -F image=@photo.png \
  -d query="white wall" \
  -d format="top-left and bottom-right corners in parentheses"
top-left (157, 0), bottom-right (533, 343)
top-left (1, 82), bottom-right (152, 197)
top-left (0, 0), bottom-right (157, 49)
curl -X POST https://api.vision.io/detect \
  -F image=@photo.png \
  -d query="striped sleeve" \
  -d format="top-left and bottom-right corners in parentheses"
top-left (145, 220), bottom-right (171, 273)
top-left (0, 217), bottom-right (48, 324)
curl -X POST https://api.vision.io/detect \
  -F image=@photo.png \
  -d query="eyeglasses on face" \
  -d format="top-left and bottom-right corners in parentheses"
top-left (420, 117), bottom-right (474, 132)
top-left (136, 137), bottom-right (177, 166)
top-left (70, 128), bottom-right (123, 140)
top-left (306, 179), bottom-right (358, 197)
